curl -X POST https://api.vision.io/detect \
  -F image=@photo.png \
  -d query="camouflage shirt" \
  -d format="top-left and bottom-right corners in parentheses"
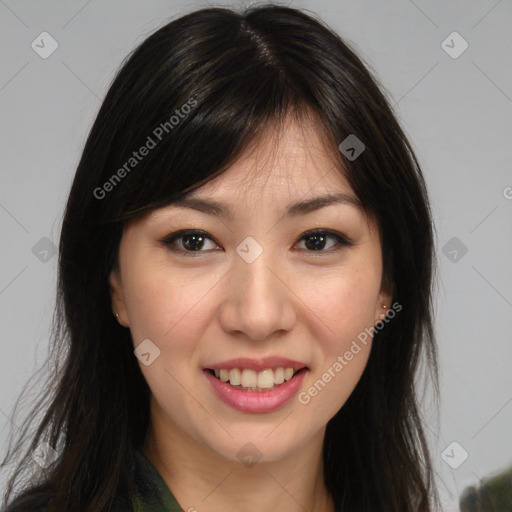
top-left (113, 448), bottom-right (185, 512)
top-left (459, 466), bottom-right (512, 512)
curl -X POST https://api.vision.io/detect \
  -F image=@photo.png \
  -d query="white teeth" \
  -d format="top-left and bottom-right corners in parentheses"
top-left (229, 368), bottom-right (241, 386)
top-left (240, 369), bottom-right (257, 388)
top-left (211, 367), bottom-right (301, 389)
top-left (257, 369), bottom-right (275, 389)
top-left (274, 367), bottom-right (284, 384)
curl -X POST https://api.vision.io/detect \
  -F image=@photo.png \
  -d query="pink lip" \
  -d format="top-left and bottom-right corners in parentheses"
top-left (203, 367), bottom-right (308, 413)
top-left (205, 356), bottom-right (308, 372)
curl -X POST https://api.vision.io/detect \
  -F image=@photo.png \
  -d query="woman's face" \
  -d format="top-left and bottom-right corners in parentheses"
top-left (109, 115), bottom-right (390, 463)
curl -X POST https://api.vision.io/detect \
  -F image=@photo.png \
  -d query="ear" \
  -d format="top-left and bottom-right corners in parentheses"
top-left (109, 266), bottom-right (129, 327)
top-left (374, 286), bottom-right (393, 326)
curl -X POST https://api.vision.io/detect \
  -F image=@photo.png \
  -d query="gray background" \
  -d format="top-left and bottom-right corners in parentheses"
top-left (1, 1), bottom-right (511, 510)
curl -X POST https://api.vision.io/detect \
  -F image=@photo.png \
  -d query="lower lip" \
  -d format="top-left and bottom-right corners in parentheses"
top-left (203, 368), bottom-right (308, 413)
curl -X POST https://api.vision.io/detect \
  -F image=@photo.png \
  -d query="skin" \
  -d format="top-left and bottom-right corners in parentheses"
top-left (109, 112), bottom-right (391, 512)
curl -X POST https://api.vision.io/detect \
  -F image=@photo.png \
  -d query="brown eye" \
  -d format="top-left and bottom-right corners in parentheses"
top-left (161, 228), bottom-right (353, 258)
top-left (162, 230), bottom-right (219, 256)
top-left (296, 230), bottom-right (353, 253)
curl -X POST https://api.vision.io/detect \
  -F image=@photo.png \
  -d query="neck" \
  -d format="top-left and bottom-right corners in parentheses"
top-left (141, 403), bottom-right (334, 512)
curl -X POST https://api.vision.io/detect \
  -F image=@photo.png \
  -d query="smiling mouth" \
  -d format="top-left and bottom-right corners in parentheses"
top-left (205, 367), bottom-right (306, 392)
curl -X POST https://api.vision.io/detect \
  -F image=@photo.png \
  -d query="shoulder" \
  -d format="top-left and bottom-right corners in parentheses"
top-left (2, 447), bottom-right (173, 512)
top-left (2, 470), bottom-right (132, 512)
top-left (4, 489), bottom-right (134, 512)
top-left (2, 492), bottom-right (51, 512)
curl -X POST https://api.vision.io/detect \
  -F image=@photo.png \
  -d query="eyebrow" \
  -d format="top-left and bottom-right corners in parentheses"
top-left (167, 192), bottom-right (363, 220)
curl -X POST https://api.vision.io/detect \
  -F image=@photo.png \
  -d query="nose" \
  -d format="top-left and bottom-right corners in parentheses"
top-left (218, 242), bottom-right (296, 342)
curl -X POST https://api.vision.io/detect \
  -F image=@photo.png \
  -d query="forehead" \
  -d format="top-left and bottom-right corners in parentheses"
top-left (191, 113), bottom-right (353, 203)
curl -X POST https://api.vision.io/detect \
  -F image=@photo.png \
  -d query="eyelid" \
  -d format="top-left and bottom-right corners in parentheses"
top-left (160, 229), bottom-right (219, 247)
top-left (160, 228), bottom-right (354, 257)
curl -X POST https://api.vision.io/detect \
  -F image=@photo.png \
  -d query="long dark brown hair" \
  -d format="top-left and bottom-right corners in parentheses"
top-left (1, 4), bottom-right (439, 511)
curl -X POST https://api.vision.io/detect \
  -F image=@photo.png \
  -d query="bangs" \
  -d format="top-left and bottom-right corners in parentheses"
top-left (96, 14), bottom-right (323, 225)
top-left (91, 10), bottom-right (364, 224)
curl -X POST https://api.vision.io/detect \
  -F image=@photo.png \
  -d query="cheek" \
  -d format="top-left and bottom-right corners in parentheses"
top-left (122, 255), bottom-right (216, 347)
top-left (298, 349), bottom-right (370, 424)
top-left (301, 260), bottom-right (382, 345)
top-left (296, 257), bottom-right (380, 414)
top-left (298, 275), bottom-right (375, 421)
top-left (121, 258), bottom-right (213, 416)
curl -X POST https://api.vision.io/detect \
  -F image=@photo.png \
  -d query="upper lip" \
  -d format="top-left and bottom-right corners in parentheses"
top-left (205, 357), bottom-right (308, 372)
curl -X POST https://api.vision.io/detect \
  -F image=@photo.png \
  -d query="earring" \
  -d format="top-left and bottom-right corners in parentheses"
top-left (115, 312), bottom-right (120, 321)
top-left (379, 304), bottom-right (387, 319)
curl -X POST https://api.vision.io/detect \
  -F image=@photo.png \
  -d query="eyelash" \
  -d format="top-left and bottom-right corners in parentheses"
top-left (160, 229), bottom-right (354, 258)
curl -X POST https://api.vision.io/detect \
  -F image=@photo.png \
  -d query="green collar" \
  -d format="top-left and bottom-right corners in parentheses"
top-left (127, 448), bottom-right (185, 512)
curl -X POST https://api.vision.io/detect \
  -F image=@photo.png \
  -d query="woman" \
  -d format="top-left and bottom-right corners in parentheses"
top-left (1, 3), bottom-right (439, 511)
